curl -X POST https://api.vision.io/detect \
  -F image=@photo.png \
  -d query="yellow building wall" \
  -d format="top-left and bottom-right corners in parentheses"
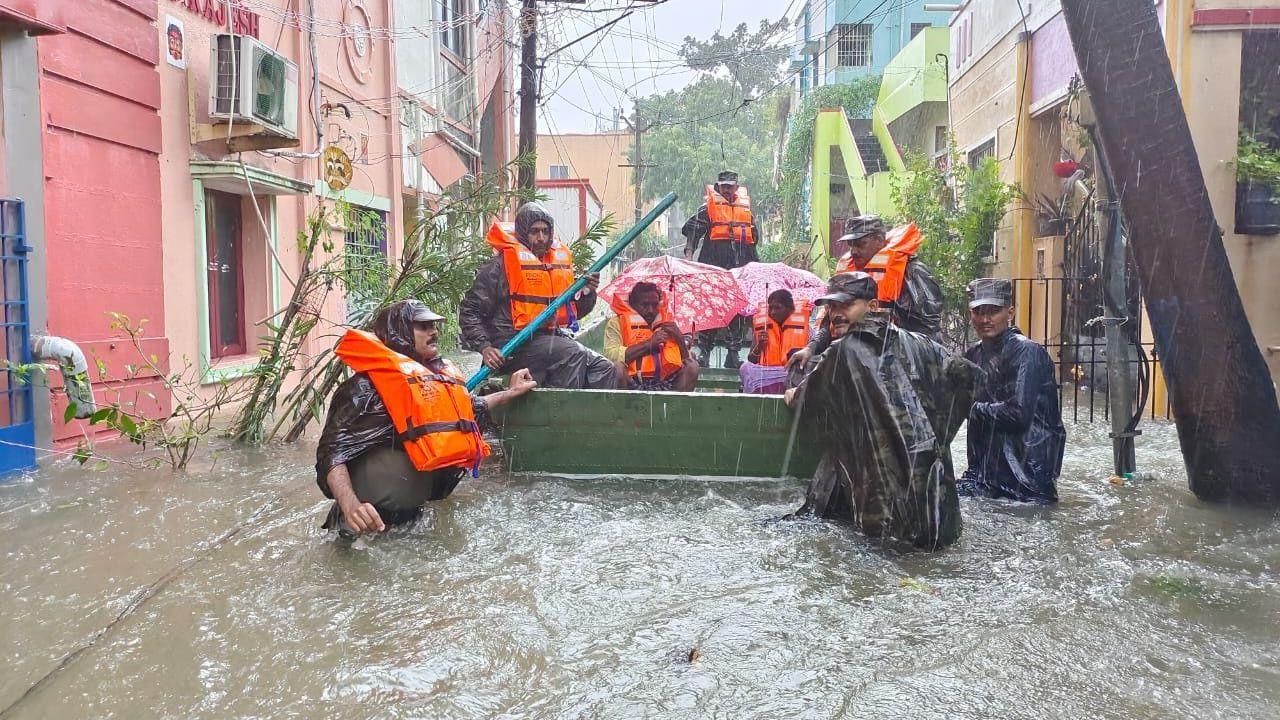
top-left (535, 133), bottom-right (635, 229)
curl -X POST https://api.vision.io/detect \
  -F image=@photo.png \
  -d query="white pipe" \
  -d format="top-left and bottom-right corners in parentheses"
top-left (32, 335), bottom-right (96, 418)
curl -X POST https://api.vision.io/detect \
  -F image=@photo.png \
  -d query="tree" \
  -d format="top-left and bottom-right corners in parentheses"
top-left (678, 19), bottom-right (793, 97)
top-left (1061, 0), bottom-right (1280, 502)
top-left (634, 77), bottom-right (782, 242)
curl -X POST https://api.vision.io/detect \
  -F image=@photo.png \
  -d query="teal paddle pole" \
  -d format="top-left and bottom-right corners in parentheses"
top-left (466, 191), bottom-right (677, 391)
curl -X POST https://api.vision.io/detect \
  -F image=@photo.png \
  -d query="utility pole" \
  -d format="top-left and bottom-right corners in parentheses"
top-left (619, 100), bottom-right (657, 255)
top-left (517, 0), bottom-right (538, 191)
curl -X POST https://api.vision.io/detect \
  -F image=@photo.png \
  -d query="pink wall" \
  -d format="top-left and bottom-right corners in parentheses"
top-left (1030, 11), bottom-right (1079, 110)
top-left (39, 0), bottom-right (171, 441)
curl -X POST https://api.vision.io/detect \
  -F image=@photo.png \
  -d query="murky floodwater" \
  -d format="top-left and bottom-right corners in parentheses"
top-left (1, 417), bottom-right (1278, 719)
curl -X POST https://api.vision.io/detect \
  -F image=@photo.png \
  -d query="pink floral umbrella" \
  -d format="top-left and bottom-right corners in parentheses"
top-left (598, 256), bottom-right (748, 334)
top-left (731, 262), bottom-right (828, 315)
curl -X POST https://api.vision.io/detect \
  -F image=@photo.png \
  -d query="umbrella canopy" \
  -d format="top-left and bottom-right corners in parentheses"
top-left (599, 256), bottom-right (748, 334)
top-left (731, 262), bottom-right (828, 315)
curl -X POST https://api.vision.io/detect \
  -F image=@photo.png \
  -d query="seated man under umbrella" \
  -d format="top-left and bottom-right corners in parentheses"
top-left (603, 281), bottom-right (700, 391)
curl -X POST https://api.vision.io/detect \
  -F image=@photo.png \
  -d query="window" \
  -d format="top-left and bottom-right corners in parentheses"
top-left (968, 138), bottom-right (995, 169)
top-left (549, 164), bottom-right (570, 180)
top-left (438, 0), bottom-right (468, 58)
top-left (205, 190), bottom-right (246, 358)
top-left (344, 208), bottom-right (389, 324)
top-left (934, 125), bottom-right (948, 155)
top-left (910, 22), bottom-right (930, 40)
top-left (837, 23), bottom-right (871, 67)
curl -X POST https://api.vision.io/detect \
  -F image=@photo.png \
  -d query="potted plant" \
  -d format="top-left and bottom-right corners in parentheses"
top-left (1032, 192), bottom-right (1070, 237)
top-left (1235, 132), bottom-right (1280, 235)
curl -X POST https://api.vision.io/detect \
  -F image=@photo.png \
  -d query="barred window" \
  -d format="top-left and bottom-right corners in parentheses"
top-left (837, 23), bottom-right (871, 67)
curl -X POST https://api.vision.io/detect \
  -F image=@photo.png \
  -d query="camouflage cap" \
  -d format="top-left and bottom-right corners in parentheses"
top-left (838, 214), bottom-right (887, 243)
top-left (967, 277), bottom-right (1014, 309)
top-left (815, 271), bottom-right (878, 305)
top-left (716, 170), bottom-right (739, 185)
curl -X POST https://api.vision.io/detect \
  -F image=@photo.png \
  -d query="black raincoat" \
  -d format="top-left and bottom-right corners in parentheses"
top-left (958, 327), bottom-right (1066, 503)
top-left (458, 204), bottom-right (618, 389)
top-left (804, 259), bottom-right (945, 353)
top-left (793, 312), bottom-right (979, 549)
top-left (315, 301), bottom-right (492, 526)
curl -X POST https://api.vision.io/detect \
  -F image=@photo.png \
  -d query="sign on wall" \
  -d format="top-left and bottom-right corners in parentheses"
top-left (164, 15), bottom-right (185, 69)
top-left (169, 0), bottom-right (261, 39)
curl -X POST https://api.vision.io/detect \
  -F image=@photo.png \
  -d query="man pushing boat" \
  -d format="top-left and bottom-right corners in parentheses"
top-left (785, 272), bottom-right (978, 550)
top-left (316, 300), bottom-right (536, 536)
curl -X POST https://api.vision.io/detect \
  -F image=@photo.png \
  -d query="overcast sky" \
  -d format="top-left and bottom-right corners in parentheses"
top-left (537, 0), bottom-right (794, 133)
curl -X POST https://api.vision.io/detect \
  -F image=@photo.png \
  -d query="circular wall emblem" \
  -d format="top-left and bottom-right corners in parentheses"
top-left (323, 146), bottom-right (353, 191)
top-left (344, 1), bottom-right (373, 84)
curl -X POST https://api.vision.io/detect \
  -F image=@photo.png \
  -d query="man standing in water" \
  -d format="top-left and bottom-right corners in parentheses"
top-left (316, 300), bottom-right (536, 536)
top-left (786, 273), bottom-right (978, 550)
top-left (958, 278), bottom-right (1065, 503)
top-left (681, 170), bottom-right (761, 368)
top-left (460, 202), bottom-right (625, 389)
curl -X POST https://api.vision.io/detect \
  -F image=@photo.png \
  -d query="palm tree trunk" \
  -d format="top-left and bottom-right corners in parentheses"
top-left (1061, 0), bottom-right (1280, 503)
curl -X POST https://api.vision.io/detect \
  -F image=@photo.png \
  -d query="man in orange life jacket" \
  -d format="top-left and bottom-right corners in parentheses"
top-left (681, 170), bottom-right (761, 368)
top-left (603, 281), bottom-right (699, 391)
top-left (316, 300), bottom-right (536, 536)
top-left (786, 215), bottom-right (944, 373)
top-left (738, 289), bottom-right (810, 394)
top-left (459, 202), bottom-right (626, 389)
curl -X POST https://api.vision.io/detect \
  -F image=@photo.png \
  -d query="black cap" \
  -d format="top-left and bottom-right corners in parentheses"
top-left (967, 277), bottom-right (1013, 308)
top-left (716, 170), bottom-right (739, 185)
top-left (838, 214), bottom-right (887, 244)
top-left (815, 271), bottom-right (878, 305)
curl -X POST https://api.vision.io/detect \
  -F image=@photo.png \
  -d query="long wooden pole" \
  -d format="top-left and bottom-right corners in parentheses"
top-left (1061, 0), bottom-right (1280, 503)
top-left (466, 192), bottom-right (677, 391)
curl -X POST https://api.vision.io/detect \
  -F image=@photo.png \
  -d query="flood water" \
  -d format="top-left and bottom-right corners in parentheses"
top-left (1, 417), bottom-right (1278, 719)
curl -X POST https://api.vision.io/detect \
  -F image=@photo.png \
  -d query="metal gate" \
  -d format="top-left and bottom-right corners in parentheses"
top-left (0, 198), bottom-right (34, 475)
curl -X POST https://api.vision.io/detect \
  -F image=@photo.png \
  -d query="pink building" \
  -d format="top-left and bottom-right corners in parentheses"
top-left (0, 0), bottom-right (514, 471)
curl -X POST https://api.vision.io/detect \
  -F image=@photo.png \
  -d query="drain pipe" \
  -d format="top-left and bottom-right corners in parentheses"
top-left (32, 335), bottom-right (96, 419)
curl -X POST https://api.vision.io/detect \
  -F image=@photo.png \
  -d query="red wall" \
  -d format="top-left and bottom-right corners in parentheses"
top-left (38, 0), bottom-right (171, 440)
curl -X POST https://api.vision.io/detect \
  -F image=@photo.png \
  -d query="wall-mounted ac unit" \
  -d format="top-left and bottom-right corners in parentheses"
top-left (209, 34), bottom-right (299, 140)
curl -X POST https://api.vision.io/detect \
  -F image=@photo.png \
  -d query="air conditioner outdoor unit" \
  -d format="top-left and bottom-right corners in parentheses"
top-left (209, 34), bottom-right (299, 139)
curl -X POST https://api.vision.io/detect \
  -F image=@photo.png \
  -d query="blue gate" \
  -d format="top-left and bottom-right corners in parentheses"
top-left (0, 198), bottom-right (34, 475)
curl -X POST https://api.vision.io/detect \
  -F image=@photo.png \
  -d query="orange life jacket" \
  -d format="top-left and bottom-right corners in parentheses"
top-left (705, 185), bottom-right (755, 245)
top-left (336, 329), bottom-right (490, 474)
top-left (752, 301), bottom-right (811, 367)
top-left (610, 295), bottom-right (684, 382)
top-left (486, 222), bottom-right (576, 330)
top-left (836, 222), bottom-right (922, 303)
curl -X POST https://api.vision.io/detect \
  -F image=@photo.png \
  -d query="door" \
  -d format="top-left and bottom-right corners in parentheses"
top-left (0, 199), bottom-right (34, 476)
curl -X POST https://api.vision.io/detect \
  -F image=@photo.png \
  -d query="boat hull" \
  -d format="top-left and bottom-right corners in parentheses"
top-left (493, 388), bottom-right (821, 480)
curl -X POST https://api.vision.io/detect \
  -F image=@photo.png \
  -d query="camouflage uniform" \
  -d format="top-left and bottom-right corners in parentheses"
top-left (791, 311), bottom-right (979, 550)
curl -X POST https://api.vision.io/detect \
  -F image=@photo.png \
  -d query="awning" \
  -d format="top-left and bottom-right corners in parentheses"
top-left (190, 160), bottom-right (313, 196)
top-left (415, 132), bottom-right (472, 189)
top-left (0, 0), bottom-right (68, 35)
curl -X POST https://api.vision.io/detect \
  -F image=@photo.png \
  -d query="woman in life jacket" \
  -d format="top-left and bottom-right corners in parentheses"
top-left (738, 289), bottom-right (811, 394)
top-left (315, 300), bottom-right (537, 537)
top-left (604, 281), bottom-right (699, 392)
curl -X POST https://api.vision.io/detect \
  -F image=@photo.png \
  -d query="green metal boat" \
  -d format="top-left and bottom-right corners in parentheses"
top-left (491, 366), bottom-right (821, 480)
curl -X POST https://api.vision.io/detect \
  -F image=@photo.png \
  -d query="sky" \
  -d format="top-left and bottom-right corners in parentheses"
top-left (537, 0), bottom-right (795, 134)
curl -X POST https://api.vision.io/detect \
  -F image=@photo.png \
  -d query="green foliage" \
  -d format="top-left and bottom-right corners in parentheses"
top-left (778, 78), bottom-right (883, 246)
top-left (890, 150), bottom-right (1018, 345)
top-left (1235, 133), bottom-right (1280, 187)
top-left (636, 77), bottom-right (782, 227)
top-left (678, 19), bottom-right (793, 97)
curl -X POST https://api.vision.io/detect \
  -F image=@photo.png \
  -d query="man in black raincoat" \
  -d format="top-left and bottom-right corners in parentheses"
top-left (787, 273), bottom-right (978, 550)
top-left (838, 215), bottom-right (944, 336)
top-left (316, 300), bottom-right (536, 535)
top-left (681, 170), bottom-right (760, 368)
top-left (958, 278), bottom-right (1065, 503)
top-left (459, 202), bottom-right (624, 389)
